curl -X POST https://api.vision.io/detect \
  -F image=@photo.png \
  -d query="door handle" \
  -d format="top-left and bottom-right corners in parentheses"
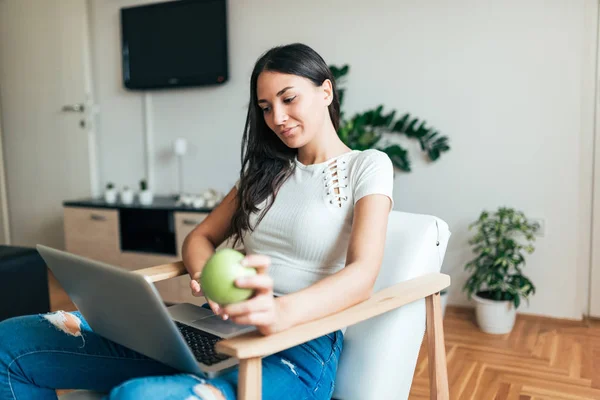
top-left (90, 214), bottom-right (107, 221)
top-left (61, 103), bottom-right (85, 112)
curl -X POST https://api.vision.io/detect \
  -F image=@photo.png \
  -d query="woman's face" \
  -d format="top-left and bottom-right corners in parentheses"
top-left (256, 71), bottom-right (332, 148)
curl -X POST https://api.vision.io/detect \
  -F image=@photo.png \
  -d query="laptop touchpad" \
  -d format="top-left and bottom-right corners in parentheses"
top-left (191, 315), bottom-right (255, 338)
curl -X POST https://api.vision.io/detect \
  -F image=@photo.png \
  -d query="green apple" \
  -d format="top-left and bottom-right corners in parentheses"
top-left (200, 249), bottom-right (257, 305)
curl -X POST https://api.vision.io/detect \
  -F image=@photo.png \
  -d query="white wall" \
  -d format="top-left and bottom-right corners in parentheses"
top-left (88, 0), bottom-right (597, 320)
top-left (0, 108), bottom-right (10, 245)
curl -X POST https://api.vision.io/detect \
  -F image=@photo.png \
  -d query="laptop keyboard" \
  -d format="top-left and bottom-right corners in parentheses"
top-left (174, 321), bottom-right (232, 366)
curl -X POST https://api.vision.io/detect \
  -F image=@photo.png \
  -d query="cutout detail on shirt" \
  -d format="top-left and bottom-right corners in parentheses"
top-left (323, 160), bottom-right (348, 207)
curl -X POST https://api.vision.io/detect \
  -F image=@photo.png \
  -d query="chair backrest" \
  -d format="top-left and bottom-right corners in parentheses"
top-left (333, 210), bottom-right (451, 400)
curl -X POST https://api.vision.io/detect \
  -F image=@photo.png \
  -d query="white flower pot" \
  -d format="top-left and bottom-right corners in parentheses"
top-left (104, 189), bottom-right (117, 204)
top-left (180, 194), bottom-right (194, 207)
top-left (206, 199), bottom-right (217, 208)
top-left (472, 293), bottom-right (516, 334)
top-left (192, 196), bottom-right (206, 209)
top-left (139, 190), bottom-right (154, 205)
top-left (120, 190), bottom-right (134, 205)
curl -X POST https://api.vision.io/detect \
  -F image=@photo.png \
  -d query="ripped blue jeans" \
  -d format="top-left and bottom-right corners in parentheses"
top-left (0, 308), bottom-right (343, 400)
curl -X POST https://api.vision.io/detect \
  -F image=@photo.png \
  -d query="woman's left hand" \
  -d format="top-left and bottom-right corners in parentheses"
top-left (221, 254), bottom-right (289, 336)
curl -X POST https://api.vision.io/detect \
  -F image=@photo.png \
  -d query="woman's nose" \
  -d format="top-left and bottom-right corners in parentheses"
top-left (272, 105), bottom-right (288, 126)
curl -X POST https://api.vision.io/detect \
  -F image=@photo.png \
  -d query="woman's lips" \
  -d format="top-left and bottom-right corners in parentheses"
top-left (281, 126), bottom-right (297, 137)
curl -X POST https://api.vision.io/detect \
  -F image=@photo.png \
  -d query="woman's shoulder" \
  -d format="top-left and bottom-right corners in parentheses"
top-left (350, 149), bottom-right (393, 170)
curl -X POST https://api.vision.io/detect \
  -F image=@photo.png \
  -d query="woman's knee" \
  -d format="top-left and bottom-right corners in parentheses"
top-left (108, 375), bottom-right (227, 400)
top-left (0, 315), bottom-right (41, 372)
top-left (40, 311), bottom-right (83, 337)
top-left (108, 378), bottom-right (157, 400)
top-left (0, 312), bottom-right (84, 363)
top-left (0, 315), bottom-right (38, 353)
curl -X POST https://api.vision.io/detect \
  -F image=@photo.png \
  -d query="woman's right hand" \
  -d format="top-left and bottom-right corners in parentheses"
top-left (190, 279), bottom-right (226, 318)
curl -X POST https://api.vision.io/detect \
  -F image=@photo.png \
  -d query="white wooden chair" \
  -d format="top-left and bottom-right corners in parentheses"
top-left (61, 210), bottom-right (451, 400)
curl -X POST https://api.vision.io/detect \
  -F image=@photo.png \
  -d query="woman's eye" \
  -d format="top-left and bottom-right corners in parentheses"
top-left (261, 107), bottom-right (271, 113)
top-left (284, 96), bottom-right (296, 104)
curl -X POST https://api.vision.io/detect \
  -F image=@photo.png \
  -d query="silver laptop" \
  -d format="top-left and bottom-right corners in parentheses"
top-left (37, 245), bottom-right (257, 378)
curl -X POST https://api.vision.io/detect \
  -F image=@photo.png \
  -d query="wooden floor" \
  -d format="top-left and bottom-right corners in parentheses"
top-left (49, 275), bottom-right (600, 399)
top-left (410, 307), bottom-right (600, 400)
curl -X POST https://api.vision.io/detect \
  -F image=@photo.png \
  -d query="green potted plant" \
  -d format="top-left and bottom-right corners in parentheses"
top-left (463, 207), bottom-right (539, 334)
top-left (104, 182), bottom-right (117, 204)
top-left (139, 179), bottom-right (153, 205)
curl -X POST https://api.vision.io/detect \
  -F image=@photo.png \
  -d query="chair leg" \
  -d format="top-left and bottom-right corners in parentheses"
top-left (238, 357), bottom-right (262, 400)
top-left (426, 292), bottom-right (449, 400)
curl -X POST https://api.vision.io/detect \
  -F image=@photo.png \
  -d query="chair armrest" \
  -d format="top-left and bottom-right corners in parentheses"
top-left (216, 272), bottom-right (450, 359)
top-left (134, 261), bottom-right (187, 282)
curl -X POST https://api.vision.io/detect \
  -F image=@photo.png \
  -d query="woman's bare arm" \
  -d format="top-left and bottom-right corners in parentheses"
top-left (276, 194), bottom-right (391, 329)
top-left (181, 186), bottom-right (239, 280)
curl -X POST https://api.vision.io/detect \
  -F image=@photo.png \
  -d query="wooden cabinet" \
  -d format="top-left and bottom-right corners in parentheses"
top-left (174, 211), bottom-right (243, 253)
top-left (174, 212), bottom-right (209, 257)
top-left (64, 207), bottom-right (121, 266)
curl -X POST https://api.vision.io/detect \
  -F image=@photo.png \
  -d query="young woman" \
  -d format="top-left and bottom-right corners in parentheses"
top-left (0, 43), bottom-right (393, 400)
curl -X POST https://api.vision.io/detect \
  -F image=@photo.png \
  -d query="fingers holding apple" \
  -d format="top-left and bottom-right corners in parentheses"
top-left (223, 288), bottom-right (272, 316)
top-left (200, 249), bottom-right (257, 306)
top-left (200, 250), bottom-right (287, 333)
top-left (239, 254), bottom-right (271, 276)
top-left (223, 286), bottom-right (275, 327)
top-left (189, 278), bottom-right (203, 297)
top-left (223, 255), bottom-right (288, 334)
top-left (190, 276), bottom-right (223, 316)
top-left (234, 274), bottom-right (274, 292)
top-left (206, 298), bottom-right (223, 316)
top-left (224, 292), bottom-right (287, 335)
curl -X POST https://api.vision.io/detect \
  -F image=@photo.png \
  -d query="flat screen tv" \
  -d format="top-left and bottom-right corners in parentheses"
top-left (120, 0), bottom-right (228, 90)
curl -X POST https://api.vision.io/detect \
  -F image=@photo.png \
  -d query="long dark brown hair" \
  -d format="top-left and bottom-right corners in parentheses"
top-left (227, 43), bottom-right (341, 247)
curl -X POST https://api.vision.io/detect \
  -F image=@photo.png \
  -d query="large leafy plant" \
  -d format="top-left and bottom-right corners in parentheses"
top-left (329, 65), bottom-right (450, 172)
top-left (463, 207), bottom-right (540, 309)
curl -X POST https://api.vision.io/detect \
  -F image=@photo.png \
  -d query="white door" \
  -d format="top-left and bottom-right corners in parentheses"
top-left (0, 0), bottom-right (97, 248)
top-left (592, 19), bottom-right (600, 317)
top-left (593, 103), bottom-right (600, 317)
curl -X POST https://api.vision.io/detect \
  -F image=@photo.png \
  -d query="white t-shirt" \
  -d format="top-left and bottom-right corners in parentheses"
top-left (235, 149), bottom-right (394, 299)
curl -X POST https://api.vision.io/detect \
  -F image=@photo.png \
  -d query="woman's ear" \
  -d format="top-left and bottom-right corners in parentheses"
top-left (321, 79), bottom-right (334, 106)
